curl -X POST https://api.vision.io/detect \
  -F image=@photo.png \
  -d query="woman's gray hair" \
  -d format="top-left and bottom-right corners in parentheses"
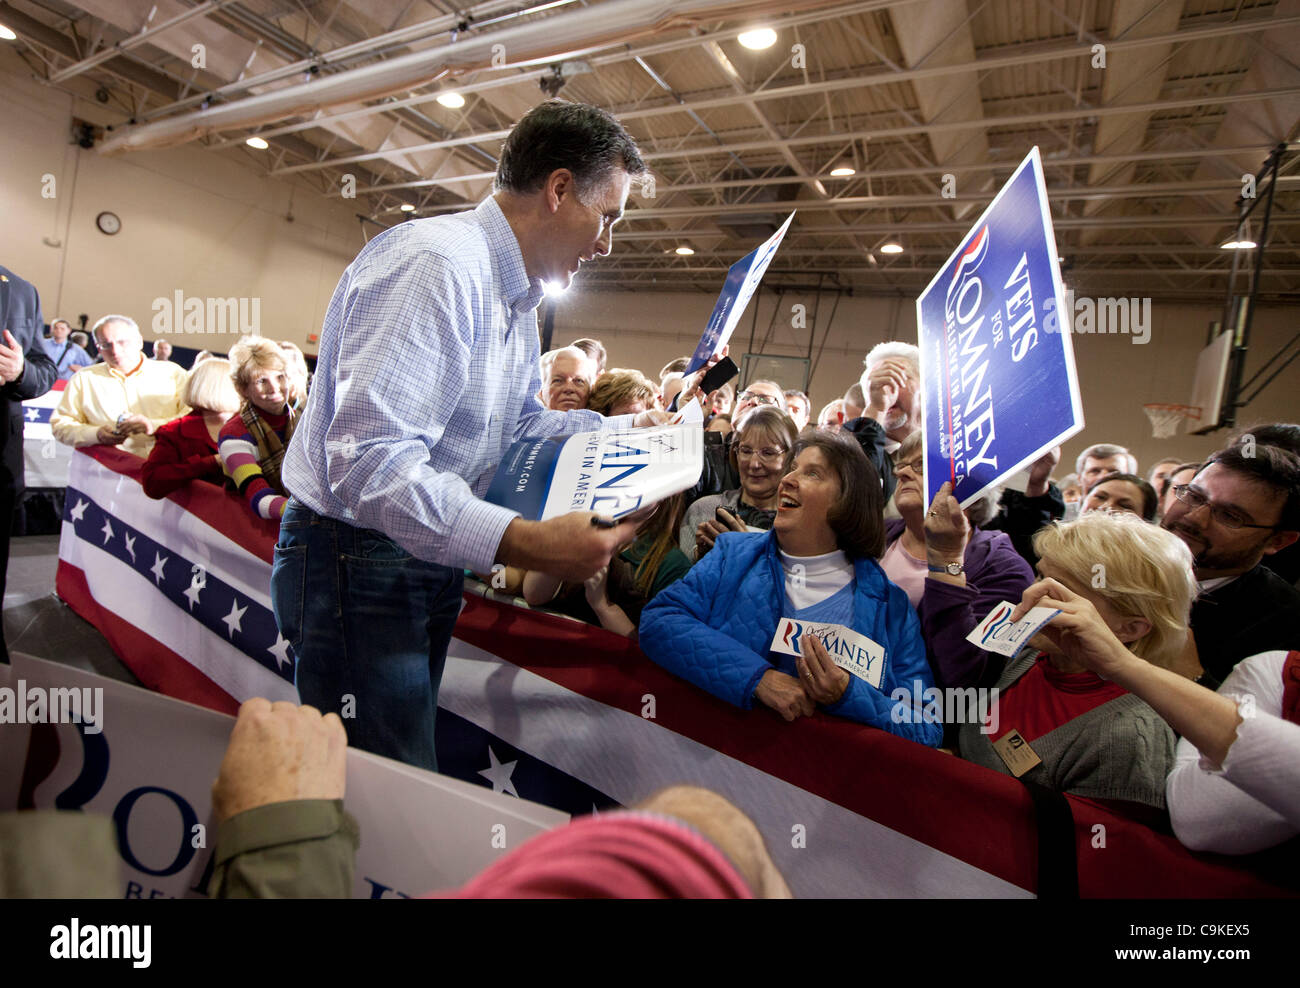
top-left (734, 406), bottom-right (798, 469)
top-left (893, 430), bottom-right (1001, 526)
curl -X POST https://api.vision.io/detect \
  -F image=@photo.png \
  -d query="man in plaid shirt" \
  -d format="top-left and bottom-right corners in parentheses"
top-left (274, 101), bottom-right (664, 771)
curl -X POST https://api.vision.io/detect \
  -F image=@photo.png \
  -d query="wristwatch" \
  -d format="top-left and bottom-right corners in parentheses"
top-left (927, 560), bottom-right (965, 576)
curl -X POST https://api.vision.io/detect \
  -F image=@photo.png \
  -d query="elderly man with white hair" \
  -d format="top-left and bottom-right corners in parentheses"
top-left (539, 345), bottom-right (597, 412)
top-left (50, 315), bottom-right (188, 457)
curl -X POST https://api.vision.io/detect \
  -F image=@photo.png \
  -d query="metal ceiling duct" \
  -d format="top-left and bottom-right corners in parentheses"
top-left (98, 0), bottom-right (847, 155)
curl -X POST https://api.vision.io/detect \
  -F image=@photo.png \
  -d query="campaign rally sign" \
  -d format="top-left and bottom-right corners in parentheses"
top-left (0, 654), bottom-right (567, 899)
top-left (683, 211), bottom-right (796, 376)
top-left (916, 147), bottom-right (1084, 508)
top-left (485, 424), bottom-right (702, 520)
top-left (769, 618), bottom-right (886, 689)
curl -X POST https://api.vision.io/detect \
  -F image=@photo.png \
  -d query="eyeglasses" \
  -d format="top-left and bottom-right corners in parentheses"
top-left (737, 445), bottom-right (787, 462)
top-left (1172, 484), bottom-right (1280, 531)
top-left (737, 392), bottom-right (781, 406)
top-left (894, 456), bottom-right (923, 475)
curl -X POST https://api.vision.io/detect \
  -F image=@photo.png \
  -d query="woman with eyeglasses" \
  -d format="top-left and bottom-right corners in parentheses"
top-left (642, 433), bottom-right (941, 743)
top-left (679, 407), bottom-right (796, 561)
top-left (881, 431), bottom-right (1034, 691)
top-left (684, 382), bottom-right (788, 508)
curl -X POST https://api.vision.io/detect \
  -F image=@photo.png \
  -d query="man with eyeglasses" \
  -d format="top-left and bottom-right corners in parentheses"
top-left (1161, 439), bottom-right (1300, 684)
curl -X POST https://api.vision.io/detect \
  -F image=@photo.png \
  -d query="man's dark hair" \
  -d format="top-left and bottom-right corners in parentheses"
top-left (1160, 462), bottom-right (1202, 499)
top-left (496, 100), bottom-right (645, 199)
top-left (1231, 422), bottom-right (1300, 458)
top-left (1204, 443), bottom-right (1300, 531)
top-left (1085, 472), bottom-right (1158, 521)
top-left (792, 432), bottom-right (885, 559)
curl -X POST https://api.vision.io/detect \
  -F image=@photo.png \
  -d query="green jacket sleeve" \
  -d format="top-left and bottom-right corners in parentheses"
top-left (208, 799), bottom-right (360, 899)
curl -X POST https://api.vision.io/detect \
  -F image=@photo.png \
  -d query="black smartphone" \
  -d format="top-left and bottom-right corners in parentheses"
top-left (669, 356), bottom-right (739, 413)
top-left (698, 356), bottom-right (739, 396)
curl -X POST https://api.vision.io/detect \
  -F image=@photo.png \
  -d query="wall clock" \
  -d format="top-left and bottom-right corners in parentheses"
top-left (96, 211), bottom-right (121, 235)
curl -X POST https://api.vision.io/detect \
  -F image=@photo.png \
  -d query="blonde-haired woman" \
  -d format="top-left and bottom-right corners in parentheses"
top-left (142, 358), bottom-right (240, 500)
top-left (587, 368), bottom-right (656, 416)
top-left (219, 339), bottom-right (297, 520)
top-left (957, 511), bottom-right (1198, 811)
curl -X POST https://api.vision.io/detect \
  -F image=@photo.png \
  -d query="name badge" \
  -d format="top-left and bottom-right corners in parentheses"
top-left (769, 618), bottom-right (885, 689)
top-left (965, 601), bottom-right (1062, 657)
top-left (991, 728), bottom-right (1043, 777)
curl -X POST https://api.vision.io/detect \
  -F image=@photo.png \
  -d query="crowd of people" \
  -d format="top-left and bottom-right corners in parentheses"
top-left (507, 337), bottom-right (1299, 856)
top-left (45, 314), bottom-right (310, 521)
top-left (16, 100), bottom-right (1298, 896)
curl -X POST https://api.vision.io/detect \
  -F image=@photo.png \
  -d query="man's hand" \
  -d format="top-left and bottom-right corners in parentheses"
top-left (498, 512), bottom-right (640, 583)
top-left (95, 425), bottom-right (127, 446)
top-left (1025, 446), bottom-right (1061, 498)
top-left (116, 413), bottom-right (155, 437)
top-left (675, 345), bottom-right (730, 411)
top-left (797, 635), bottom-right (850, 705)
top-left (0, 330), bottom-right (25, 384)
top-left (754, 669), bottom-right (815, 722)
top-left (862, 357), bottom-right (911, 421)
top-left (211, 699), bottom-right (347, 823)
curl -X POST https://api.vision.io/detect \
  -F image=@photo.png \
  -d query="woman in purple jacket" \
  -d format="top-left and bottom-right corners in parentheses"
top-left (880, 431), bottom-right (1035, 690)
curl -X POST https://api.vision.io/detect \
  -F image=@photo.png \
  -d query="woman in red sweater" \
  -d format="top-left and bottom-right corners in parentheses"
top-left (141, 358), bottom-right (240, 499)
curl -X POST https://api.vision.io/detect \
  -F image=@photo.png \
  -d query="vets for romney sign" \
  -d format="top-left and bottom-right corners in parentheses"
top-left (683, 211), bottom-right (795, 376)
top-left (486, 425), bottom-right (702, 520)
top-left (0, 655), bottom-right (566, 899)
top-left (917, 147), bottom-right (1084, 508)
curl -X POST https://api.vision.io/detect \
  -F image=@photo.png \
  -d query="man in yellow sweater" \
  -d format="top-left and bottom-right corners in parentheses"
top-left (51, 315), bottom-right (188, 457)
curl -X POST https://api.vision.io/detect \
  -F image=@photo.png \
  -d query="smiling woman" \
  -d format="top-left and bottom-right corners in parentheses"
top-left (641, 433), bottom-right (941, 744)
top-left (677, 407), bottom-right (795, 560)
top-left (218, 338), bottom-right (297, 522)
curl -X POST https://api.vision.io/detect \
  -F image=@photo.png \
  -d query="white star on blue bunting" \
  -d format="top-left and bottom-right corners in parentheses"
top-left (478, 746), bottom-right (519, 797)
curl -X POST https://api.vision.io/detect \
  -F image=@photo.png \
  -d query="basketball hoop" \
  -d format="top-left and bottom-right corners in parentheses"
top-left (1143, 403), bottom-right (1200, 439)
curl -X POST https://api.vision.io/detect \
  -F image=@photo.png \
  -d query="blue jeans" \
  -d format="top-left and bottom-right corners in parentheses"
top-left (270, 499), bottom-right (464, 772)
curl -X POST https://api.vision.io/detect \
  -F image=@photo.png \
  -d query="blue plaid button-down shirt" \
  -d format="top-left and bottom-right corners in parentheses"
top-left (281, 196), bottom-right (633, 572)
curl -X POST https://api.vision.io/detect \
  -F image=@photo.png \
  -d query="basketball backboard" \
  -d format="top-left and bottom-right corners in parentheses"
top-left (1188, 329), bottom-right (1234, 434)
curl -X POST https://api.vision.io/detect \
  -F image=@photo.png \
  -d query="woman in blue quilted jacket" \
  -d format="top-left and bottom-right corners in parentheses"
top-left (640, 432), bottom-right (942, 746)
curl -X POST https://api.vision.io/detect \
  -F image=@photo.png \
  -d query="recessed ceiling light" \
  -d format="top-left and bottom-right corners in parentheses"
top-left (436, 92), bottom-right (465, 109)
top-left (245, 136), bottom-right (269, 150)
top-left (0, 23), bottom-right (17, 41)
top-left (830, 166), bottom-right (855, 177)
top-left (1220, 239), bottom-right (1256, 250)
top-left (738, 28), bottom-right (777, 50)
top-left (675, 246), bottom-right (695, 256)
top-left (400, 204), bottom-right (416, 212)
top-left (879, 242), bottom-right (904, 254)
